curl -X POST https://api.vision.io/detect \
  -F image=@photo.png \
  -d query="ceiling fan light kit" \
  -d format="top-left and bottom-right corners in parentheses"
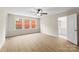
top-left (33, 8), bottom-right (48, 17)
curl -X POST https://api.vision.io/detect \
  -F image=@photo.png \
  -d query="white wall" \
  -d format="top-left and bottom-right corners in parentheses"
top-left (40, 15), bottom-right (58, 37)
top-left (40, 8), bottom-right (79, 37)
top-left (6, 14), bottom-right (40, 37)
top-left (0, 9), bottom-right (7, 48)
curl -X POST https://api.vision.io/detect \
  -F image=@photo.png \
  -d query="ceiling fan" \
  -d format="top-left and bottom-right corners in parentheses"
top-left (33, 9), bottom-right (48, 16)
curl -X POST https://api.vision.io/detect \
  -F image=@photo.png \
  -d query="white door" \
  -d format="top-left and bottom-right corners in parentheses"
top-left (67, 14), bottom-right (78, 45)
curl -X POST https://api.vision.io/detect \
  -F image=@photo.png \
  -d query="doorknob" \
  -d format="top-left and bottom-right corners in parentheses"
top-left (74, 30), bottom-right (78, 31)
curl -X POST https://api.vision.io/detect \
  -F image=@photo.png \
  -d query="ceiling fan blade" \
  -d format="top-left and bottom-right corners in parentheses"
top-left (41, 13), bottom-right (48, 15)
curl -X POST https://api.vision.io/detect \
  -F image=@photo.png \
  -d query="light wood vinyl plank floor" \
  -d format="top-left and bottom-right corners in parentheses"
top-left (0, 33), bottom-right (79, 52)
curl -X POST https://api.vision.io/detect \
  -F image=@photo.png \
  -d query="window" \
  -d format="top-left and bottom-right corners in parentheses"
top-left (16, 19), bottom-right (22, 29)
top-left (16, 18), bottom-right (37, 29)
top-left (24, 20), bottom-right (30, 29)
top-left (58, 16), bottom-right (67, 39)
top-left (31, 20), bottom-right (36, 28)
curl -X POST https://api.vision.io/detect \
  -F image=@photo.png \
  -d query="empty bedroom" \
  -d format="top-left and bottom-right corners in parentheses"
top-left (0, 7), bottom-right (79, 52)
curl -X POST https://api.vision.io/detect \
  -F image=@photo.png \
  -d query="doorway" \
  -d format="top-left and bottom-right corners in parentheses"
top-left (58, 16), bottom-right (67, 39)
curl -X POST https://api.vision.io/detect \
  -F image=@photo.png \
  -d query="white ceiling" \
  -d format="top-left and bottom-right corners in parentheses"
top-left (3, 7), bottom-right (76, 18)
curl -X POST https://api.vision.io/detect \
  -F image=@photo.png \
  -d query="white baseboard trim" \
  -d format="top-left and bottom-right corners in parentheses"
top-left (0, 39), bottom-right (5, 49)
top-left (41, 32), bottom-right (58, 37)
